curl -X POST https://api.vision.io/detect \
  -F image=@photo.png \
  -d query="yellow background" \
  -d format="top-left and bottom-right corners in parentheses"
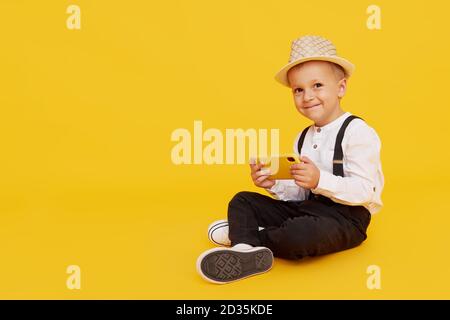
top-left (0, 0), bottom-right (449, 299)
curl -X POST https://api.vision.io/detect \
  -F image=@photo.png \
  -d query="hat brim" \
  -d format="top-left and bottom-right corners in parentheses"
top-left (274, 56), bottom-right (355, 87)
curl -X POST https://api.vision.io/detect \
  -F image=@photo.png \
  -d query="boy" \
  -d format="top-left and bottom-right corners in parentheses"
top-left (197, 35), bottom-right (384, 284)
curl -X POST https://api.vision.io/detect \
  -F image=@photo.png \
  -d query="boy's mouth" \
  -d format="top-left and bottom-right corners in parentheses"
top-left (304, 103), bottom-right (321, 109)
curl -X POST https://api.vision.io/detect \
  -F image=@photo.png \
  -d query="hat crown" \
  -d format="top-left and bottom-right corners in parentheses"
top-left (289, 35), bottom-right (337, 63)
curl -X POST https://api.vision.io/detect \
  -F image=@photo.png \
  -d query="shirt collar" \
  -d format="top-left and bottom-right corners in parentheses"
top-left (313, 111), bottom-right (352, 132)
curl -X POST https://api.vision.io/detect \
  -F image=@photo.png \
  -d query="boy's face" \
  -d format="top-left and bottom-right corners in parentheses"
top-left (287, 61), bottom-right (347, 127)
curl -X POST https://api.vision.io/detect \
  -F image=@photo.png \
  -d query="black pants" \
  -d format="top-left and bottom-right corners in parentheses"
top-left (227, 191), bottom-right (371, 260)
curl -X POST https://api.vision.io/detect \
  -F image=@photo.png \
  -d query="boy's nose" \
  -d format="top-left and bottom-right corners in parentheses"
top-left (303, 90), bottom-right (315, 102)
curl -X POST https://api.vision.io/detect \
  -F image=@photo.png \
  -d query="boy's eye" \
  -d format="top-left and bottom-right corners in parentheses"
top-left (293, 83), bottom-right (322, 93)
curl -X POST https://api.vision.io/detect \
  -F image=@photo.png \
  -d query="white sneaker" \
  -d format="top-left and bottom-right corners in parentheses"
top-left (207, 219), bottom-right (231, 246)
top-left (196, 244), bottom-right (274, 284)
top-left (207, 219), bottom-right (266, 247)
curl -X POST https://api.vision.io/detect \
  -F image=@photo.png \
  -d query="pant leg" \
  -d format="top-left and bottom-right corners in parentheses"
top-left (227, 191), bottom-right (307, 247)
top-left (259, 199), bottom-right (371, 260)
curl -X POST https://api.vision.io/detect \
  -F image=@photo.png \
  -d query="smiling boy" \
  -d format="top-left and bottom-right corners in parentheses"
top-left (197, 35), bottom-right (384, 284)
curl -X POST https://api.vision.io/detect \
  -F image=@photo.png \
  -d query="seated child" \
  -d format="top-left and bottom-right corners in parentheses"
top-left (197, 35), bottom-right (384, 284)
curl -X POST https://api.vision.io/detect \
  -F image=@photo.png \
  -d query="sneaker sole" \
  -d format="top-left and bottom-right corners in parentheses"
top-left (196, 247), bottom-right (273, 284)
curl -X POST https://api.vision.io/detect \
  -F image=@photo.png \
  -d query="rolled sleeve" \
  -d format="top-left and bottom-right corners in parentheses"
top-left (312, 125), bottom-right (380, 206)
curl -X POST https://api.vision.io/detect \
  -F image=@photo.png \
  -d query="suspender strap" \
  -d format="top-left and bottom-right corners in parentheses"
top-left (333, 115), bottom-right (362, 177)
top-left (296, 125), bottom-right (311, 156)
top-left (296, 115), bottom-right (364, 177)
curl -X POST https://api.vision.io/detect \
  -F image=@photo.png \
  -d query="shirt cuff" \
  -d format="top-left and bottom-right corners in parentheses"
top-left (265, 180), bottom-right (281, 194)
top-left (311, 169), bottom-right (339, 196)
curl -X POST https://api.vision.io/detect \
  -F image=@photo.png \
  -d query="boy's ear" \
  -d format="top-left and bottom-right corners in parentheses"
top-left (337, 78), bottom-right (347, 99)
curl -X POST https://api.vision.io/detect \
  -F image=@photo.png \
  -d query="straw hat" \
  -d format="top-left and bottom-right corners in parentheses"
top-left (274, 35), bottom-right (355, 87)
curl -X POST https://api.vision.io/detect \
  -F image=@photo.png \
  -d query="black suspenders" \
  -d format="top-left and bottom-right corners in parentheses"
top-left (296, 126), bottom-right (310, 159)
top-left (297, 115), bottom-right (363, 177)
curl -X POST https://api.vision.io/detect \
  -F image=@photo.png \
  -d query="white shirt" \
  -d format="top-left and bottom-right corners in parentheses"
top-left (266, 112), bottom-right (384, 214)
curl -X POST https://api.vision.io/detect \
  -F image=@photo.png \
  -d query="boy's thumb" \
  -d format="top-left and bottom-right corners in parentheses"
top-left (301, 156), bottom-right (311, 163)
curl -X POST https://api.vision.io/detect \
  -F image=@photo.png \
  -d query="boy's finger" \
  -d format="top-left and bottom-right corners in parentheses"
top-left (257, 162), bottom-right (267, 170)
top-left (256, 174), bottom-right (271, 183)
top-left (256, 168), bottom-right (271, 177)
top-left (250, 162), bottom-right (264, 173)
top-left (299, 162), bottom-right (309, 170)
top-left (300, 156), bottom-right (313, 164)
top-left (291, 170), bottom-right (307, 177)
top-left (291, 174), bottom-right (304, 182)
top-left (291, 163), bottom-right (308, 170)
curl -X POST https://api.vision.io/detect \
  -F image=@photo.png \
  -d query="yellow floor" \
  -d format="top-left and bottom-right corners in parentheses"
top-left (1, 174), bottom-right (449, 299)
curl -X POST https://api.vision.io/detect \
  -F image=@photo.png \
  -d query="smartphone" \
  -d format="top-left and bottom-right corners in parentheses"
top-left (258, 154), bottom-right (301, 180)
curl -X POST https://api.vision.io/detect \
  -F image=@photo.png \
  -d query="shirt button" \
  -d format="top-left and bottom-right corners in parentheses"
top-left (313, 144), bottom-right (317, 149)
top-left (317, 128), bottom-right (321, 133)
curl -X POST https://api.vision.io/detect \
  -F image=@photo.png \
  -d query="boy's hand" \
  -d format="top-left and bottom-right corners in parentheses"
top-left (249, 159), bottom-right (276, 189)
top-left (290, 156), bottom-right (320, 189)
